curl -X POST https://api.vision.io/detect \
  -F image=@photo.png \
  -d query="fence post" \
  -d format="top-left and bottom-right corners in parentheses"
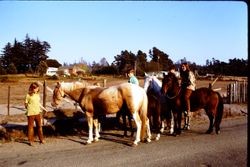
top-left (42, 80), bottom-right (47, 125)
top-left (43, 80), bottom-right (47, 108)
top-left (103, 79), bottom-right (107, 87)
top-left (7, 86), bottom-right (10, 116)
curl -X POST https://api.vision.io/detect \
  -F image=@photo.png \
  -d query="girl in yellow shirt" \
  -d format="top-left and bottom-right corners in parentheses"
top-left (24, 82), bottom-right (45, 146)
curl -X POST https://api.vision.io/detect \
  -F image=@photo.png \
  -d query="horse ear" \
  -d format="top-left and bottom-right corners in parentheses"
top-left (145, 72), bottom-right (148, 77)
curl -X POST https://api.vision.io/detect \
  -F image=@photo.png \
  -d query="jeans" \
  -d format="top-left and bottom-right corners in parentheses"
top-left (183, 89), bottom-right (193, 115)
top-left (27, 114), bottom-right (44, 143)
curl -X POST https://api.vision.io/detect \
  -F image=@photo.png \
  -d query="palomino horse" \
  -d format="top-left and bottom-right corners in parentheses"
top-left (144, 73), bottom-right (174, 140)
top-left (52, 82), bottom-right (152, 146)
top-left (161, 73), bottom-right (224, 135)
top-left (51, 81), bottom-right (131, 136)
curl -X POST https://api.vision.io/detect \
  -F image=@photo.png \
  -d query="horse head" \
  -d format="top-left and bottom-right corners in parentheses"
top-left (51, 82), bottom-right (65, 107)
top-left (51, 81), bottom-right (90, 107)
top-left (161, 73), bottom-right (179, 95)
top-left (144, 74), bottom-right (162, 96)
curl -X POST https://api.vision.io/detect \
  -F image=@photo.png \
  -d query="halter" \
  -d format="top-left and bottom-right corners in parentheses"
top-left (166, 87), bottom-right (181, 99)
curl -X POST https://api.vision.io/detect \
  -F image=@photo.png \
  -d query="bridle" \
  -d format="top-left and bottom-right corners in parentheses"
top-left (166, 87), bottom-right (181, 99)
top-left (163, 77), bottom-right (181, 100)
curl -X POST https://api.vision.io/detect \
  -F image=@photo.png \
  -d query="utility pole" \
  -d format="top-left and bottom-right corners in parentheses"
top-left (157, 55), bottom-right (160, 73)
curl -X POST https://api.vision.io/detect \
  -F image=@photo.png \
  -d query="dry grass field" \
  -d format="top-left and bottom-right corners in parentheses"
top-left (0, 74), bottom-right (233, 105)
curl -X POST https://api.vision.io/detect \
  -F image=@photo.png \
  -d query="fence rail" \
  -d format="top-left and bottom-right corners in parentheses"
top-left (226, 81), bottom-right (248, 104)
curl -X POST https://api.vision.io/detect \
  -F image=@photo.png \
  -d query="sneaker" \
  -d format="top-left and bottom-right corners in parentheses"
top-left (29, 142), bottom-right (35, 146)
top-left (40, 140), bottom-right (46, 144)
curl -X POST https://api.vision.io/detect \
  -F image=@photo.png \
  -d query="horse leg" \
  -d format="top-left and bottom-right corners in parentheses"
top-left (176, 110), bottom-right (182, 135)
top-left (160, 120), bottom-right (165, 133)
top-left (214, 118), bottom-right (221, 134)
top-left (206, 112), bottom-right (214, 134)
top-left (128, 114), bottom-right (134, 137)
top-left (169, 111), bottom-right (174, 134)
top-left (172, 112), bottom-right (178, 136)
top-left (155, 106), bottom-right (163, 141)
top-left (214, 114), bottom-right (222, 134)
top-left (145, 117), bottom-right (152, 142)
top-left (93, 118), bottom-right (100, 142)
top-left (122, 113), bottom-right (128, 137)
top-left (87, 117), bottom-right (94, 144)
top-left (165, 110), bottom-right (174, 135)
top-left (132, 112), bottom-right (141, 146)
top-left (215, 92), bottom-right (224, 134)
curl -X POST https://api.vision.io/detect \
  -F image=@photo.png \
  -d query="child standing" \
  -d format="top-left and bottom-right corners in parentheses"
top-left (127, 68), bottom-right (139, 85)
top-left (24, 82), bottom-right (45, 146)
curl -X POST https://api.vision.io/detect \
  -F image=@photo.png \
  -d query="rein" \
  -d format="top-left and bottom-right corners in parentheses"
top-left (166, 87), bottom-right (181, 100)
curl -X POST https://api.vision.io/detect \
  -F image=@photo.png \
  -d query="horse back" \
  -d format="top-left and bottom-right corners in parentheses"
top-left (119, 83), bottom-right (147, 113)
top-left (190, 87), bottom-right (220, 111)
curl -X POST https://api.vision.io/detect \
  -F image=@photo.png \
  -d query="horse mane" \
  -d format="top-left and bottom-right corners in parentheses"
top-left (170, 73), bottom-right (179, 86)
top-left (151, 76), bottom-right (162, 87)
top-left (60, 80), bottom-right (91, 92)
top-left (164, 72), bottom-right (179, 87)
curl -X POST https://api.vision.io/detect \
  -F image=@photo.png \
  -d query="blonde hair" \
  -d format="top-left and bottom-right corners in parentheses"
top-left (28, 82), bottom-right (40, 94)
top-left (128, 68), bottom-right (135, 74)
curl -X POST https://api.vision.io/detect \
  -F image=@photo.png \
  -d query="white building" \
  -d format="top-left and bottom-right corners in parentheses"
top-left (46, 67), bottom-right (58, 76)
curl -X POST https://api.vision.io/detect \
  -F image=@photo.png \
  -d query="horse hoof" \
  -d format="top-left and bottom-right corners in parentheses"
top-left (206, 130), bottom-right (213, 134)
top-left (131, 143), bottom-right (138, 147)
top-left (182, 126), bottom-right (190, 130)
top-left (86, 138), bottom-right (94, 144)
top-left (86, 141), bottom-right (92, 144)
top-left (131, 144), bottom-right (137, 147)
top-left (216, 130), bottom-right (221, 134)
top-left (94, 138), bottom-right (99, 142)
top-left (146, 138), bottom-right (152, 143)
top-left (155, 134), bottom-right (160, 141)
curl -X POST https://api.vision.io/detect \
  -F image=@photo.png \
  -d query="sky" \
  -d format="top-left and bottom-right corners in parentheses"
top-left (0, 1), bottom-right (248, 65)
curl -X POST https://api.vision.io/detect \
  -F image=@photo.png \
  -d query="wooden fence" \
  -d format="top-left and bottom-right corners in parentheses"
top-left (226, 81), bottom-right (248, 104)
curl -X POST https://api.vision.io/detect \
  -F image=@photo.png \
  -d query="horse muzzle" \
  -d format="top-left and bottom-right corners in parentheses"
top-left (51, 100), bottom-right (60, 107)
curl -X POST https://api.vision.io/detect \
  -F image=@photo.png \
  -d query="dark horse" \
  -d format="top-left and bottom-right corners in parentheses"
top-left (144, 73), bottom-right (174, 140)
top-left (161, 73), bottom-right (224, 135)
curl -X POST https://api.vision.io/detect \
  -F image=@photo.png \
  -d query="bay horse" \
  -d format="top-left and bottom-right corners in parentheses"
top-left (144, 73), bottom-right (174, 140)
top-left (52, 82), bottom-right (152, 146)
top-left (161, 73), bottom-right (224, 135)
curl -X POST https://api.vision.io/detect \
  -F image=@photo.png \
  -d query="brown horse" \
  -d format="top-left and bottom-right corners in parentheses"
top-left (144, 73), bottom-right (174, 140)
top-left (52, 82), bottom-right (151, 146)
top-left (161, 73), bottom-right (224, 135)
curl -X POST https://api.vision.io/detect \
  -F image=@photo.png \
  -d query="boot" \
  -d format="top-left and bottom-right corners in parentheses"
top-left (183, 111), bottom-right (190, 130)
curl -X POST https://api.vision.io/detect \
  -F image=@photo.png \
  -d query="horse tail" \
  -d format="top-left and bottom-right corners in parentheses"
top-left (215, 92), bottom-right (224, 127)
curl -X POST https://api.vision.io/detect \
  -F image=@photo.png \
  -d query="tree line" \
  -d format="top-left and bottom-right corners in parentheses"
top-left (0, 35), bottom-right (248, 77)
